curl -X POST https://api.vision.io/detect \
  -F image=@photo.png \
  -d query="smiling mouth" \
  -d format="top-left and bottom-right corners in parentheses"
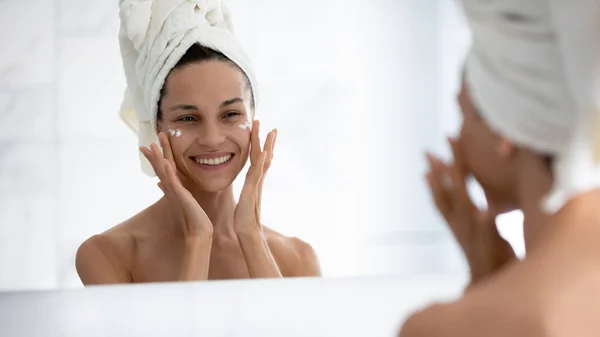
top-left (190, 153), bottom-right (234, 166)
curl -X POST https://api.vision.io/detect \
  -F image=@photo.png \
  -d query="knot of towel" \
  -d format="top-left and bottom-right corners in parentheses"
top-left (117, 0), bottom-right (257, 176)
top-left (119, 0), bottom-right (230, 50)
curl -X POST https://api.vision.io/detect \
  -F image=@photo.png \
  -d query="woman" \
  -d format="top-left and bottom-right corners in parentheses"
top-left (75, 1), bottom-right (320, 284)
top-left (400, 0), bottom-right (600, 335)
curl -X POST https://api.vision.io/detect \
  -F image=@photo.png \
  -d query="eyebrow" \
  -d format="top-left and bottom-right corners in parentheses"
top-left (170, 104), bottom-right (199, 111)
top-left (220, 97), bottom-right (243, 108)
top-left (170, 97), bottom-right (244, 112)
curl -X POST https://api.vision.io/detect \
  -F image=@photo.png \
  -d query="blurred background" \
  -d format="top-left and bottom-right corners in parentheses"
top-left (0, 0), bottom-right (524, 291)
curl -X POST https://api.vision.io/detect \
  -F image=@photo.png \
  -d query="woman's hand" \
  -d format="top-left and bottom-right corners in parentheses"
top-left (140, 132), bottom-right (214, 239)
top-left (425, 138), bottom-right (516, 288)
top-left (232, 120), bottom-right (281, 278)
top-left (233, 120), bottom-right (277, 236)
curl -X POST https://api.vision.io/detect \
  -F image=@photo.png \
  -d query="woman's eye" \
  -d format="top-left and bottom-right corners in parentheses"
top-left (223, 111), bottom-right (241, 118)
top-left (179, 116), bottom-right (196, 122)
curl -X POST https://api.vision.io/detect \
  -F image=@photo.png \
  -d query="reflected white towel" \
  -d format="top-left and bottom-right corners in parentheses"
top-left (118, 0), bottom-right (258, 176)
top-left (461, 0), bottom-right (600, 212)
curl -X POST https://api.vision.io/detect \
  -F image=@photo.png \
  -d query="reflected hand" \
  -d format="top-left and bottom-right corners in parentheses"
top-left (234, 120), bottom-right (277, 235)
top-left (425, 137), bottom-right (516, 288)
top-left (140, 132), bottom-right (214, 238)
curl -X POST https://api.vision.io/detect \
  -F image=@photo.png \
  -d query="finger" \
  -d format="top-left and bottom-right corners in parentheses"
top-left (158, 132), bottom-right (176, 168)
top-left (157, 181), bottom-right (166, 194)
top-left (262, 129), bottom-right (277, 171)
top-left (164, 158), bottom-right (189, 200)
top-left (241, 151), bottom-right (268, 198)
top-left (270, 129), bottom-right (277, 161)
top-left (140, 146), bottom-right (165, 181)
top-left (252, 151), bottom-right (268, 185)
top-left (149, 143), bottom-right (168, 181)
top-left (250, 120), bottom-right (261, 166)
top-left (448, 138), bottom-right (474, 207)
top-left (426, 153), bottom-right (453, 215)
top-left (161, 159), bottom-right (192, 221)
top-left (448, 137), bottom-right (468, 174)
top-left (163, 158), bottom-right (178, 185)
top-left (257, 137), bottom-right (273, 214)
top-left (426, 168), bottom-right (451, 217)
top-left (255, 130), bottom-right (275, 218)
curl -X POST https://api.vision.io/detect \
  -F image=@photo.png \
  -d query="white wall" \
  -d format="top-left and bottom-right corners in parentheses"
top-left (0, 0), bottom-right (524, 290)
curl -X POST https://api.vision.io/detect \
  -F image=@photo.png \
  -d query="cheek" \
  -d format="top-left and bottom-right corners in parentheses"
top-left (217, 123), bottom-right (251, 154)
top-left (459, 122), bottom-right (488, 173)
top-left (165, 129), bottom-right (194, 155)
top-left (232, 127), bottom-right (251, 153)
top-left (460, 126), bottom-right (505, 190)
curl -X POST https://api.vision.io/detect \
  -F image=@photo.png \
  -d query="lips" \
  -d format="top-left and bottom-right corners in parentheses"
top-left (189, 153), bottom-right (234, 168)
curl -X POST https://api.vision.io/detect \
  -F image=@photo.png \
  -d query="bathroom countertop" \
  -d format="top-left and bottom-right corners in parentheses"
top-left (0, 274), bottom-right (467, 337)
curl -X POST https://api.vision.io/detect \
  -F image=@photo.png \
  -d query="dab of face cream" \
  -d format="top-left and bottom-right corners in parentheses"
top-left (238, 121), bottom-right (252, 131)
top-left (168, 128), bottom-right (182, 137)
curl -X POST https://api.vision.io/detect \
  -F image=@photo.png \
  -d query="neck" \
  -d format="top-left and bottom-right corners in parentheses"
top-left (165, 182), bottom-right (237, 239)
top-left (512, 154), bottom-right (554, 251)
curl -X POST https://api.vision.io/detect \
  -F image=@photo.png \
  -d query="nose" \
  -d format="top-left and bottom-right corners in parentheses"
top-left (196, 121), bottom-right (226, 149)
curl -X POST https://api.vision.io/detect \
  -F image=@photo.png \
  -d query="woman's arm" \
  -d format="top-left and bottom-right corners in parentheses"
top-left (140, 136), bottom-right (215, 281)
top-left (237, 230), bottom-right (282, 278)
top-left (237, 228), bottom-right (321, 278)
top-left (178, 235), bottom-right (213, 280)
top-left (234, 124), bottom-right (284, 278)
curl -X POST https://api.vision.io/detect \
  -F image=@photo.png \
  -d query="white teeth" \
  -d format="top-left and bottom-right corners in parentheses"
top-left (194, 154), bottom-right (232, 166)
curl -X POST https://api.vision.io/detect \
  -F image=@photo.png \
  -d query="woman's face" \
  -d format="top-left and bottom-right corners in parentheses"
top-left (457, 80), bottom-right (517, 211)
top-left (157, 60), bottom-right (253, 193)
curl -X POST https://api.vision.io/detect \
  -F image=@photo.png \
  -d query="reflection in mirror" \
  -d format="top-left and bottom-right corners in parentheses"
top-left (0, 0), bottom-right (525, 291)
top-left (76, 4), bottom-right (322, 284)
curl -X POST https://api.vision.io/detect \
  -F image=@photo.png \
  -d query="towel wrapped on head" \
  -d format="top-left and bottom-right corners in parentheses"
top-left (118, 0), bottom-right (258, 176)
top-left (461, 0), bottom-right (600, 213)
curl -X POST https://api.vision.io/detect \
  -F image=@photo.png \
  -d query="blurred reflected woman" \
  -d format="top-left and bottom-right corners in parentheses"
top-left (401, 0), bottom-right (600, 336)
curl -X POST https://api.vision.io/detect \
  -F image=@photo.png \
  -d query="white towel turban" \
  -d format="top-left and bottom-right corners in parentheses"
top-left (118, 0), bottom-right (258, 177)
top-left (461, 0), bottom-right (600, 213)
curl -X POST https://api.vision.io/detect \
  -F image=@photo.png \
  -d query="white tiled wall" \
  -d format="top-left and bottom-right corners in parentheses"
top-left (0, 0), bottom-right (512, 291)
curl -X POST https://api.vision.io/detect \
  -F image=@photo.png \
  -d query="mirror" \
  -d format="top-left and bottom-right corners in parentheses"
top-left (0, 0), bottom-right (524, 291)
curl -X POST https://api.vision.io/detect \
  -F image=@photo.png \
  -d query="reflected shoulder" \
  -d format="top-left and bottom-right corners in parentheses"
top-left (75, 231), bottom-right (135, 285)
top-left (263, 226), bottom-right (321, 277)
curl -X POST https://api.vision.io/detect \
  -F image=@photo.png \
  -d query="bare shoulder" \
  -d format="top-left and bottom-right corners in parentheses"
top-left (398, 302), bottom-right (461, 337)
top-left (400, 258), bottom-right (550, 336)
top-left (399, 295), bottom-right (544, 337)
top-left (75, 218), bottom-right (141, 284)
top-left (75, 204), bottom-right (161, 285)
top-left (77, 209), bottom-right (145, 261)
top-left (263, 226), bottom-right (321, 277)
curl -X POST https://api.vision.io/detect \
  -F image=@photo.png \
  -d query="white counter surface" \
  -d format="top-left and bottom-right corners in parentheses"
top-left (0, 275), bottom-right (466, 337)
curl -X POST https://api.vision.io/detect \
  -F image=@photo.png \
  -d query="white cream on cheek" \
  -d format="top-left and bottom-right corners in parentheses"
top-left (238, 121), bottom-right (252, 131)
top-left (168, 128), bottom-right (182, 137)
